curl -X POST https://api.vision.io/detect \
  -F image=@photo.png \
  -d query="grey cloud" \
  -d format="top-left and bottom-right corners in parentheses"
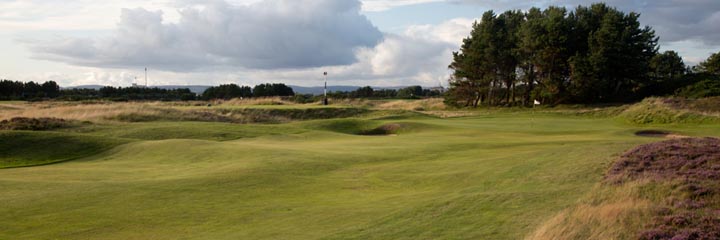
top-left (29, 0), bottom-right (383, 71)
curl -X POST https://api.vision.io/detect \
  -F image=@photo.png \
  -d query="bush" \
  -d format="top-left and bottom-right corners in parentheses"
top-left (676, 79), bottom-right (720, 98)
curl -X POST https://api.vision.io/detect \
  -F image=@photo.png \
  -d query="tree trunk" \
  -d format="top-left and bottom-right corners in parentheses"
top-left (525, 64), bottom-right (535, 107)
top-left (511, 80), bottom-right (516, 106)
top-left (487, 80), bottom-right (494, 106)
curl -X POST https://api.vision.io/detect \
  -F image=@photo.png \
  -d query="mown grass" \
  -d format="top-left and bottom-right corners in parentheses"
top-left (0, 102), bottom-right (719, 239)
top-left (62, 121), bottom-right (307, 141)
top-left (0, 131), bottom-right (127, 168)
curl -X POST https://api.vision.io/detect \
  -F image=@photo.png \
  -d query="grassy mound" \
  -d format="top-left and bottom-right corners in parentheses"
top-left (359, 122), bottom-right (436, 135)
top-left (67, 122), bottom-right (305, 141)
top-left (302, 119), bottom-right (435, 135)
top-left (111, 107), bottom-right (370, 123)
top-left (663, 97), bottom-right (720, 114)
top-left (0, 131), bottom-right (125, 168)
top-left (528, 138), bottom-right (720, 239)
top-left (617, 98), bottom-right (720, 124)
top-left (301, 119), bottom-right (377, 134)
top-left (215, 107), bottom-right (371, 123)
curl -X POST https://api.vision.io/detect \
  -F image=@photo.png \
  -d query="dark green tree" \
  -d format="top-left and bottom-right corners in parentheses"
top-left (650, 51), bottom-right (686, 80)
top-left (696, 52), bottom-right (720, 75)
top-left (352, 86), bottom-right (374, 98)
top-left (202, 84), bottom-right (252, 100)
top-left (253, 83), bottom-right (294, 97)
top-left (397, 86), bottom-right (423, 99)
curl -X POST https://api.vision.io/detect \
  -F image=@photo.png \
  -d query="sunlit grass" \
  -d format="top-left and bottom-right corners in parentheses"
top-left (0, 102), bottom-right (719, 239)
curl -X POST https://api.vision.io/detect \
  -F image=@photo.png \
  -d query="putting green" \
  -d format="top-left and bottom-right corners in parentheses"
top-left (1, 113), bottom-right (718, 239)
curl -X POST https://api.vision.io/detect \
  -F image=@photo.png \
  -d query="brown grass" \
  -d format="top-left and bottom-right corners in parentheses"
top-left (0, 102), bottom-right (172, 122)
top-left (0, 101), bottom-right (373, 124)
top-left (220, 97), bottom-right (294, 106)
top-left (526, 182), bottom-right (654, 240)
top-left (372, 98), bottom-right (446, 111)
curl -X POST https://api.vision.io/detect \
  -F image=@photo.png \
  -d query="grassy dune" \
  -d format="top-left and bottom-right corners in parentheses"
top-left (1, 101), bottom-right (719, 239)
top-left (0, 131), bottom-right (126, 168)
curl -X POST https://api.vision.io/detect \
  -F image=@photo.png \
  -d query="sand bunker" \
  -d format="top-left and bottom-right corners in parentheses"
top-left (635, 130), bottom-right (688, 139)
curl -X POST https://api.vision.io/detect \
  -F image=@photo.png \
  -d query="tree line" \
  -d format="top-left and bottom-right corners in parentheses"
top-left (202, 84), bottom-right (443, 102)
top-left (200, 83), bottom-right (295, 100)
top-left (0, 80), bottom-right (60, 100)
top-left (0, 81), bottom-right (448, 102)
top-left (0, 81), bottom-right (299, 101)
top-left (446, 3), bottom-right (719, 107)
top-left (327, 86), bottom-right (442, 99)
top-left (55, 86), bottom-right (197, 101)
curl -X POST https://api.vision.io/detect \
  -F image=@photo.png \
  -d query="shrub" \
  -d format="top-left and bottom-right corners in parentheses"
top-left (676, 79), bottom-right (720, 98)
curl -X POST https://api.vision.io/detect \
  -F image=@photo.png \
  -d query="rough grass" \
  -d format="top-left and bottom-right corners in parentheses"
top-left (372, 98), bottom-right (447, 111)
top-left (662, 97), bottom-right (720, 115)
top-left (525, 181), bottom-right (655, 240)
top-left (617, 98), bottom-right (720, 124)
top-left (0, 117), bottom-right (76, 130)
top-left (0, 101), bottom-right (372, 124)
top-left (527, 138), bottom-right (720, 240)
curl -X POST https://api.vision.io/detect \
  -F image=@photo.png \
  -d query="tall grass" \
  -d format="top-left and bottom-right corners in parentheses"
top-left (372, 98), bottom-right (446, 111)
top-left (526, 181), bottom-right (656, 240)
top-left (0, 102), bottom-right (171, 122)
top-left (617, 98), bottom-right (720, 124)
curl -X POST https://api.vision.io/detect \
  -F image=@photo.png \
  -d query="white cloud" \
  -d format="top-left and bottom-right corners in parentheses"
top-left (14, 0), bottom-right (472, 87)
top-left (360, 0), bottom-right (444, 12)
top-left (27, 0), bottom-right (383, 71)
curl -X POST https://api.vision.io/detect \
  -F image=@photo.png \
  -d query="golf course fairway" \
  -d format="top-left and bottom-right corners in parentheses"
top-left (2, 112), bottom-right (719, 239)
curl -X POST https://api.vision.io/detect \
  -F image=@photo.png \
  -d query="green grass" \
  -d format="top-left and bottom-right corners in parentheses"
top-left (1, 111), bottom-right (719, 239)
top-left (61, 121), bottom-right (308, 141)
top-left (0, 131), bottom-right (127, 168)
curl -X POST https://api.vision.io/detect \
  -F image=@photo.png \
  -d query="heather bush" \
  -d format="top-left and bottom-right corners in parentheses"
top-left (607, 138), bottom-right (720, 239)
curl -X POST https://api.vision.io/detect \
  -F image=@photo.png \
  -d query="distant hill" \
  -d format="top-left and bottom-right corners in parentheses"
top-left (63, 85), bottom-right (105, 90)
top-left (290, 86), bottom-right (360, 95)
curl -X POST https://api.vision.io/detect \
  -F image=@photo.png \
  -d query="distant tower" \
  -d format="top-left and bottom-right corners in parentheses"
top-left (323, 72), bottom-right (328, 105)
top-left (145, 68), bottom-right (148, 87)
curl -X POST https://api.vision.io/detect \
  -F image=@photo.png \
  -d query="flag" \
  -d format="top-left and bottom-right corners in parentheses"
top-left (534, 100), bottom-right (541, 105)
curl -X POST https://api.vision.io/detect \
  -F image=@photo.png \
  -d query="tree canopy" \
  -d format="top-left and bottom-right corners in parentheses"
top-left (0, 80), bottom-right (59, 100)
top-left (446, 3), bottom-right (668, 107)
top-left (202, 84), bottom-right (252, 100)
top-left (696, 52), bottom-right (720, 75)
top-left (252, 83), bottom-right (295, 97)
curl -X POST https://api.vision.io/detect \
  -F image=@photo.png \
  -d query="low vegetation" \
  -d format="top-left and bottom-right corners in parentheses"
top-left (529, 137), bottom-right (720, 239)
top-left (617, 98), bottom-right (720, 124)
top-left (611, 138), bottom-right (720, 240)
top-left (0, 117), bottom-right (74, 130)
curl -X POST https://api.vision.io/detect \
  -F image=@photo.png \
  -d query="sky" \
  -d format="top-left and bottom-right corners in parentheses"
top-left (1, 0), bottom-right (719, 87)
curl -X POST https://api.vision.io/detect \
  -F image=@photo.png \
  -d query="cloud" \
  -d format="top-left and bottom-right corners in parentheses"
top-left (451, 0), bottom-right (720, 46)
top-left (27, 0), bottom-right (383, 71)
top-left (360, 0), bottom-right (444, 12)
top-left (358, 18), bottom-right (471, 79)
